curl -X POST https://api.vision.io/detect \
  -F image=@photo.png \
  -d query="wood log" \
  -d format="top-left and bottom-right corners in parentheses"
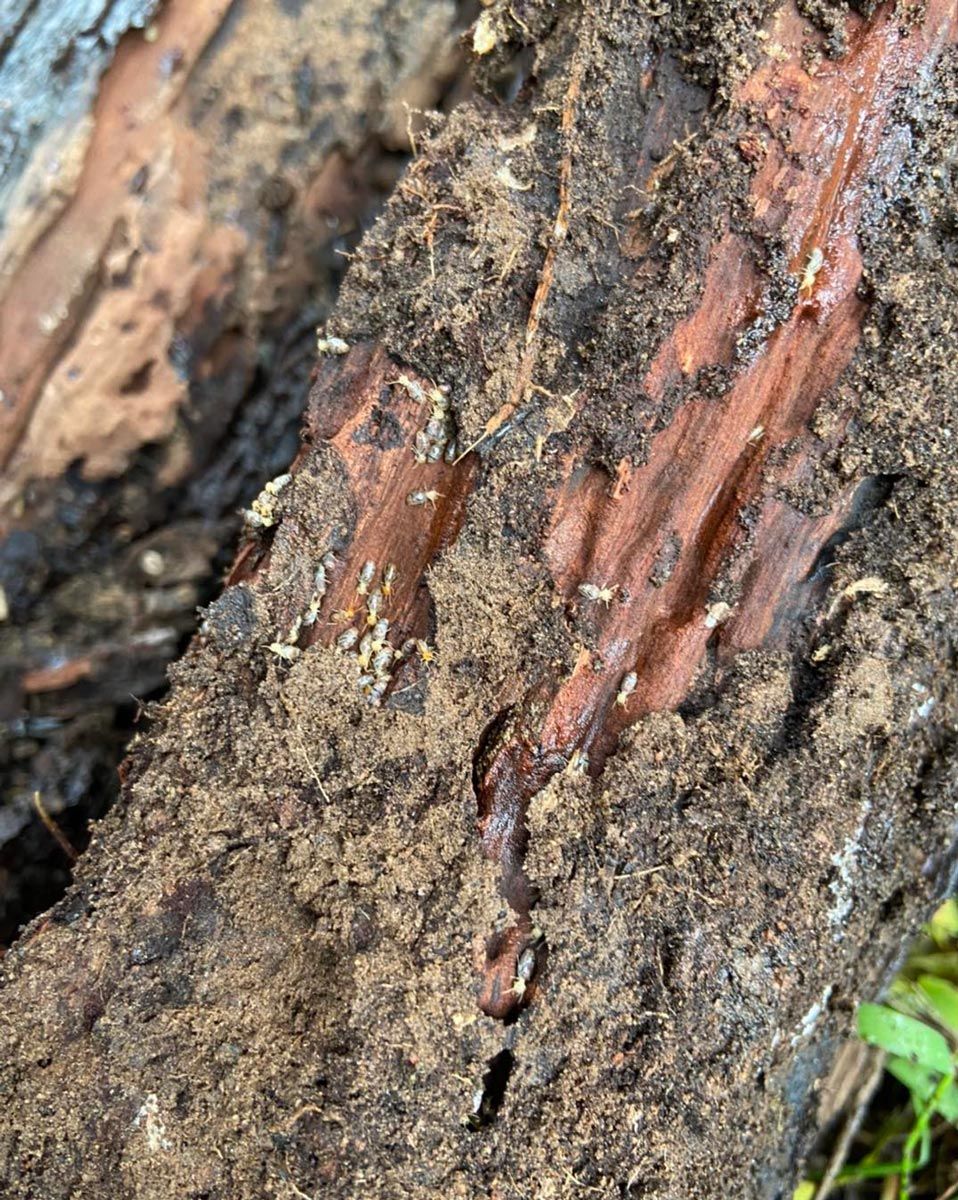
top-left (0, 0), bottom-right (461, 939)
top-left (2, 0), bottom-right (958, 1197)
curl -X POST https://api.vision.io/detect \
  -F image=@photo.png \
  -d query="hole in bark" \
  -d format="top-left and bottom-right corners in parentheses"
top-left (466, 1049), bottom-right (514, 1130)
top-left (119, 360), bottom-right (155, 394)
top-left (471, 705), bottom-right (514, 804)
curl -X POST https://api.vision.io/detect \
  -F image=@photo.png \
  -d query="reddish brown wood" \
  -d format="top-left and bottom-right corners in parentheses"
top-left (239, 0), bottom-right (956, 1021)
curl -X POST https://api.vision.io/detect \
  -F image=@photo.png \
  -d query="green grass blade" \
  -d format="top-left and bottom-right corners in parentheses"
top-left (886, 1057), bottom-right (958, 1122)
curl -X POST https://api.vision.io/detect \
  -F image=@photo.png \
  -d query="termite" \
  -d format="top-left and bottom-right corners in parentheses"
top-left (416, 639), bottom-right (437, 666)
top-left (615, 671), bottom-right (637, 707)
top-left (365, 590), bottom-right (383, 625)
top-left (357, 561), bottom-right (376, 596)
top-left (395, 374), bottom-right (427, 404)
top-left (371, 647), bottom-right (394, 676)
top-left (357, 632), bottom-right (374, 670)
top-left (263, 473), bottom-right (292, 497)
top-left (799, 246), bottom-right (824, 296)
top-left (268, 642), bottom-right (301, 663)
top-left (336, 628), bottom-right (359, 651)
top-left (407, 489), bottom-right (443, 508)
top-left (578, 582), bottom-right (617, 605)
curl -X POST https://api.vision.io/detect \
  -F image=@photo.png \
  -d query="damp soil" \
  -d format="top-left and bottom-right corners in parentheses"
top-left (1, 1), bottom-right (958, 1198)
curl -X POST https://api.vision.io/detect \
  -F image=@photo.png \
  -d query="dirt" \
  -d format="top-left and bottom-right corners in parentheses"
top-left (1, 0), bottom-right (957, 1198)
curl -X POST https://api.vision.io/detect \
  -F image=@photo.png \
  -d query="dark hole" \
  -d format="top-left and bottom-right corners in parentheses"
top-left (466, 1049), bottom-right (514, 1130)
top-left (120, 361), bottom-right (155, 394)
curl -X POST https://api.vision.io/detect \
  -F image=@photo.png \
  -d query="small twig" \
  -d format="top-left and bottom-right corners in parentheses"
top-left (403, 101), bottom-right (421, 157)
top-left (814, 1047), bottom-right (887, 1200)
top-left (455, 50), bottom-right (585, 463)
top-left (32, 791), bottom-right (78, 863)
top-left (288, 724), bottom-right (330, 803)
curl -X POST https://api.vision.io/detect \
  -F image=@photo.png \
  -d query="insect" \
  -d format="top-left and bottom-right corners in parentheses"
top-left (578, 582), bottom-right (617, 605)
top-left (243, 472), bottom-right (293, 529)
top-left (416, 639), bottom-right (436, 666)
top-left (357, 561), bottom-right (376, 596)
top-left (566, 748), bottom-right (590, 775)
top-left (426, 442), bottom-right (443, 463)
top-left (369, 618), bottom-right (390, 648)
top-left (381, 564), bottom-right (397, 598)
top-left (371, 647), bottom-right (394, 676)
top-left (429, 385), bottom-right (450, 418)
top-left (704, 601), bottom-right (732, 629)
top-left (264, 474), bottom-right (291, 497)
top-left (510, 945), bottom-right (539, 999)
top-left (336, 628), bottom-right (359, 651)
top-left (316, 334), bottom-right (349, 355)
top-left (357, 632), bottom-right (374, 670)
top-left (799, 246), bottom-right (824, 295)
top-left (395, 373), bottom-right (427, 404)
top-left (284, 614), bottom-right (303, 644)
top-left (331, 607), bottom-right (356, 624)
top-left (413, 432), bottom-right (431, 463)
top-left (365, 590), bottom-right (383, 625)
top-left (363, 676), bottom-right (389, 705)
top-left (303, 595), bottom-right (323, 626)
top-left (425, 417), bottom-right (445, 441)
top-left (268, 642), bottom-right (301, 663)
top-left (407, 489), bottom-right (443, 508)
top-left (615, 671), bottom-right (637, 708)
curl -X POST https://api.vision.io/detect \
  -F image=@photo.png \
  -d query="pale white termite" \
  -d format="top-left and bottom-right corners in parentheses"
top-left (578, 582), bottom-right (616, 605)
top-left (357, 561), bottom-right (376, 596)
top-left (365, 590), bottom-right (383, 625)
top-left (336, 628), bottom-right (359, 651)
top-left (371, 647), bottom-right (394, 676)
top-left (357, 632), bottom-right (374, 670)
top-left (406, 489), bottom-right (442, 508)
top-left (799, 246), bottom-right (824, 295)
top-left (615, 671), bottom-right (637, 707)
top-left (268, 642), bottom-right (301, 663)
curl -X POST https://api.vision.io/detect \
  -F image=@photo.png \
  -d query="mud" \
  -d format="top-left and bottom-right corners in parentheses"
top-left (1, 1), bottom-right (957, 1198)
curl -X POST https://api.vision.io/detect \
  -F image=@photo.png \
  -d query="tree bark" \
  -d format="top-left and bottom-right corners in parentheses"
top-left (2, 1), bottom-right (958, 1198)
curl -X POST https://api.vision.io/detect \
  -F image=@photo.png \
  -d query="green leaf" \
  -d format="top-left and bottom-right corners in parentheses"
top-left (927, 899), bottom-right (958, 949)
top-left (918, 974), bottom-right (958, 1037)
top-left (886, 1056), bottom-right (958, 1123)
top-left (908, 952), bottom-right (958, 982)
top-left (792, 1184), bottom-right (816, 1200)
top-left (857, 1003), bottom-right (953, 1073)
top-left (888, 977), bottom-right (928, 1021)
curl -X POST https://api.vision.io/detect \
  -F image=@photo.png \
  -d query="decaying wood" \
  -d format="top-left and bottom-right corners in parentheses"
top-left (0, 0), bottom-right (462, 939)
top-left (1, 0), bottom-right (958, 1197)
